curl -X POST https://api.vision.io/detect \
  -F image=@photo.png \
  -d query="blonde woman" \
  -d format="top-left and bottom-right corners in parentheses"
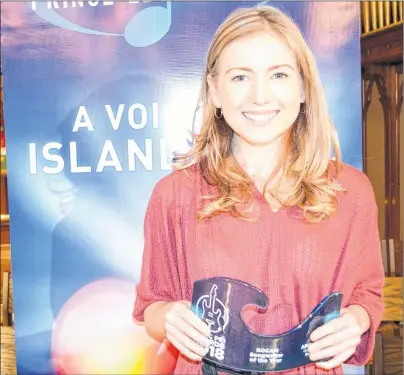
top-left (133, 5), bottom-right (384, 375)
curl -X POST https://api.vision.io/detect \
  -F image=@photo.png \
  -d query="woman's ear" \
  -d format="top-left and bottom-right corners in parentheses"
top-left (300, 91), bottom-right (306, 104)
top-left (207, 74), bottom-right (221, 108)
top-left (300, 78), bottom-right (306, 104)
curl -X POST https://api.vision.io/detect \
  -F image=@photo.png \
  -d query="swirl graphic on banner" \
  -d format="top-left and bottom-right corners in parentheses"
top-left (27, 1), bottom-right (172, 47)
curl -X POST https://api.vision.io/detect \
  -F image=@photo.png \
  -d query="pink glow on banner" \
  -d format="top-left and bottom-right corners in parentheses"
top-left (51, 278), bottom-right (178, 374)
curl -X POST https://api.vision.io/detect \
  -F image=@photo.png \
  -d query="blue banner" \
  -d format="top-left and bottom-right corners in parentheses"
top-left (1, 1), bottom-right (362, 374)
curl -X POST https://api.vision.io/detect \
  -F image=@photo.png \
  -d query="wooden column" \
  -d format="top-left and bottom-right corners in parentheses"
top-left (361, 22), bottom-right (403, 273)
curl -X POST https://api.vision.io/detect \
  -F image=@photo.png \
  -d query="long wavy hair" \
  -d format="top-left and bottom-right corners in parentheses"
top-left (173, 5), bottom-right (344, 223)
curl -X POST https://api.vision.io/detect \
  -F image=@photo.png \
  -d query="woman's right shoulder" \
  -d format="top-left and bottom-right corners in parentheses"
top-left (149, 164), bottom-right (202, 207)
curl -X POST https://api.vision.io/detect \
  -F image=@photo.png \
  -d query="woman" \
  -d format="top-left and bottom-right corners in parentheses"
top-left (133, 5), bottom-right (384, 375)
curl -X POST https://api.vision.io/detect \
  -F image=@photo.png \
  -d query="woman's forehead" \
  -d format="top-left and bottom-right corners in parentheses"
top-left (216, 31), bottom-right (298, 73)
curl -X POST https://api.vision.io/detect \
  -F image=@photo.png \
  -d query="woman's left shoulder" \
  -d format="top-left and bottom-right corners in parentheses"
top-left (332, 162), bottom-right (376, 206)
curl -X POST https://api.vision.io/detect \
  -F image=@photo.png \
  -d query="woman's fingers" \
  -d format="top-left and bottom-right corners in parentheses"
top-left (164, 301), bottom-right (211, 362)
top-left (166, 321), bottom-right (209, 359)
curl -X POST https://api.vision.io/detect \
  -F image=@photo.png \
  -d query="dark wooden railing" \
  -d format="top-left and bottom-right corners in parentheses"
top-left (361, 1), bottom-right (403, 35)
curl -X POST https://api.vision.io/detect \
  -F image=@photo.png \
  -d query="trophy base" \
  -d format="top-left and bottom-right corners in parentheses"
top-left (202, 362), bottom-right (264, 375)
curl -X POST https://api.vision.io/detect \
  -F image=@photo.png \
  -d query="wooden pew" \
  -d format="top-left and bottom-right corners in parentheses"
top-left (0, 243), bottom-right (16, 374)
top-left (373, 276), bottom-right (403, 375)
top-left (0, 326), bottom-right (16, 375)
top-left (367, 239), bottom-right (403, 375)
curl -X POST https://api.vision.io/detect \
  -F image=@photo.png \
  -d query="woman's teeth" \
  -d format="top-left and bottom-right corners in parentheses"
top-left (242, 111), bottom-right (278, 122)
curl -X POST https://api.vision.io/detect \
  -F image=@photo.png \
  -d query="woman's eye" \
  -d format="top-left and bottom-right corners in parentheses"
top-left (272, 72), bottom-right (288, 79)
top-left (232, 75), bottom-right (247, 81)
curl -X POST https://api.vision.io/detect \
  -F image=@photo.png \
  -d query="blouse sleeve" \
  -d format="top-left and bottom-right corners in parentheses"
top-left (132, 183), bottom-right (183, 322)
top-left (342, 175), bottom-right (385, 366)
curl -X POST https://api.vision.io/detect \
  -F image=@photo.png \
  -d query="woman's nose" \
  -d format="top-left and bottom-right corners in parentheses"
top-left (251, 79), bottom-right (272, 106)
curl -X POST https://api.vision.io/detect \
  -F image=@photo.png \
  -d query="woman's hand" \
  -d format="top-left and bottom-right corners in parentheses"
top-left (308, 305), bottom-right (370, 370)
top-left (164, 301), bottom-right (211, 362)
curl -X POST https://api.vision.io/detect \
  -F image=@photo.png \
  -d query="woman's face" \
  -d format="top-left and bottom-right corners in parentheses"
top-left (208, 31), bottom-right (305, 148)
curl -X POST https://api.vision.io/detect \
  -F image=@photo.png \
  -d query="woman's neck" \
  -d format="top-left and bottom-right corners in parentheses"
top-left (232, 134), bottom-right (285, 188)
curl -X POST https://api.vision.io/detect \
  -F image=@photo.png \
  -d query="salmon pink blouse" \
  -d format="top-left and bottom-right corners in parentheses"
top-left (133, 163), bottom-right (384, 375)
